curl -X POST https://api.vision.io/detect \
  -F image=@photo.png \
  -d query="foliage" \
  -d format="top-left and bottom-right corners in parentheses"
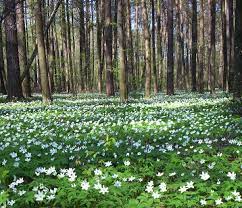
top-left (0, 92), bottom-right (241, 207)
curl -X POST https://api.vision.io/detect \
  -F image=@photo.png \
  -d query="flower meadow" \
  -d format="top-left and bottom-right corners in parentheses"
top-left (0, 93), bottom-right (241, 208)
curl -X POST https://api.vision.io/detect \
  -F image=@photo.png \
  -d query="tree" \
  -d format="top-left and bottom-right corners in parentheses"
top-left (167, 0), bottom-right (174, 95)
top-left (151, 0), bottom-right (158, 94)
top-left (198, 0), bottom-right (205, 93)
top-left (4, 0), bottom-right (23, 99)
top-left (34, 0), bottom-right (52, 103)
top-left (0, 24), bottom-right (6, 94)
top-left (104, 0), bottom-right (114, 96)
top-left (142, 0), bottom-right (151, 98)
top-left (117, 0), bottom-right (128, 102)
top-left (208, 0), bottom-right (216, 94)
top-left (191, 0), bottom-right (197, 91)
top-left (233, 0), bottom-right (242, 99)
top-left (16, 0), bottom-right (31, 97)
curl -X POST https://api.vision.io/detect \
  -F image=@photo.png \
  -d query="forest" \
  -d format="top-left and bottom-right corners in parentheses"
top-left (0, 0), bottom-right (241, 207)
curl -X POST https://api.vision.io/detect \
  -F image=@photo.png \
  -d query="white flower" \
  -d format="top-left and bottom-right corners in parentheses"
top-left (227, 172), bottom-right (236, 180)
top-left (215, 198), bottom-right (223, 205)
top-left (200, 199), bottom-right (207, 206)
top-left (145, 181), bottom-right (154, 193)
top-left (235, 195), bottom-right (241, 202)
top-left (186, 181), bottom-right (194, 189)
top-left (114, 181), bottom-right (122, 187)
top-left (18, 190), bottom-right (26, 196)
top-left (94, 182), bottom-right (102, 190)
top-left (81, 180), bottom-right (90, 191)
top-left (104, 161), bottom-right (112, 167)
top-left (99, 185), bottom-right (109, 194)
top-left (47, 194), bottom-right (55, 200)
top-left (231, 190), bottom-right (240, 197)
top-left (156, 172), bottom-right (164, 177)
top-left (35, 191), bottom-right (45, 202)
top-left (124, 160), bottom-right (130, 166)
top-left (159, 182), bottom-right (167, 192)
top-left (152, 191), bottom-right (161, 199)
top-left (200, 172), bottom-right (210, 181)
top-left (179, 186), bottom-right (188, 193)
top-left (94, 169), bottom-right (102, 176)
top-left (7, 200), bottom-right (15, 206)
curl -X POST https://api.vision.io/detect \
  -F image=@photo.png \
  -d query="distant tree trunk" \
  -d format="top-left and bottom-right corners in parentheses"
top-left (167, 0), bottom-right (174, 95)
top-left (4, 0), bottom-right (23, 99)
top-left (222, 0), bottom-right (228, 91)
top-left (96, 0), bottom-right (103, 94)
top-left (34, 0), bottom-right (52, 103)
top-left (0, 25), bottom-right (7, 94)
top-left (104, 0), bottom-right (115, 96)
top-left (66, 0), bottom-right (74, 94)
top-left (134, 0), bottom-right (140, 89)
top-left (16, 0), bottom-right (31, 98)
top-left (208, 0), bottom-right (216, 94)
top-left (142, 0), bottom-right (151, 98)
top-left (118, 0), bottom-right (128, 102)
top-left (198, 0), bottom-right (204, 93)
top-left (156, 0), bottom-right (163, 91)
top-left (228, 0), bottom-right (234, 92)
top-left (79, 0), bottom-right (85, 91)
top-left (151, 0), bottom-right (158, 94)
top-left (191, 0), bottom-right (197, 91)
top-left (233, 0), bottom-right (242, 99)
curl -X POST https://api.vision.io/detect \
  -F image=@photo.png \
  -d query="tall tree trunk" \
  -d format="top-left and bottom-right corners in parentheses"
top-left (96, 0), bottom-right (103, 94)
top-left (34, 0), bottom-right (52, 103)
top-left (4, 0), bottom-right (23, 99)
top-left (228, 0), bottom-right (234, 92)
top-left (66, 0), bottom-right (74, 94)
top-left (142, 0), bottom-right (151, 98)
top-left (104, 0), bottom-right (114, 96)
top-left (16, 0), bottom-right (31, 97)
top-left (208, 0), bottom-right (216, 94)
top-left (198, 0), bottom-right (205, 93)
top-left (151, 0), bottom-right (158, 94)
top-left (233, 0), bottom-right (242, 99)
top-left (79, 0), bottom-right (85, 91)
top-left (191, 0), bottom-right (197, 91)
top-left (125, 0), bottom-right (135, 91)
top-left (156, 0), bottom-right (163, 91)
top-left (222, 0), bottom-right (228, 91)
top-left (118, 0), bottom-right (128, 102)
top-left (167, 0), bottom-right (174, 95)
top-left (0, 24), bottom-right (7, 94)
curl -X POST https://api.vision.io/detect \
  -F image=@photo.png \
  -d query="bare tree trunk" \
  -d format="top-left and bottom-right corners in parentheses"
top-left (191, 0), bottom-right (197, 91)
top-left (208, 0), bottom-right (216, 94)
top-left (198, 0), bottom-right (205, 93)
top-left (118, 0), bottom-right (128, 102)
top-left (0, 24), bottom-right (6, 94)
top-left (16, 0), bottom-right (31, 97)
top-left (233, 0), bottom-right (242, 99)
top-left (4, 0), bottom-right (23, 99)
top-left (104, 0), bottom-right (114, 96)
top-left (34, 0), bottom-right (52, 103)
top-left (167, 0), bottom-right (174, 95)
top-left (142, 0), bottom-right (151, 98)
top-left (151, 0), bottom-right (158, 94)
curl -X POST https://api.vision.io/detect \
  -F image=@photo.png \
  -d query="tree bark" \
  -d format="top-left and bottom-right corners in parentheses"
top-left (34, 0), bottom-right (52, 103)
top-left (0, 24), bottom-right (7, 94)
top-left (167, 0), bottom-right (174, 95)
top-left (118, 0), bottom-right (128, 102)
top-left (142, 0), bottom-right (151, 98)
top-left (104, 0), bottom-right (114, 96)
top-left (233, 0), bottom-right (242, 99)
top-left (16, 0), bottom-right (31, 97)
top-left (191, 0), bottom-right (197, 91)
top-left (4, 0), bottom-right (23, 99)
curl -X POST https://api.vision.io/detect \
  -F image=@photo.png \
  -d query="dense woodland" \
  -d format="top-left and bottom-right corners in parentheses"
top-left (0, 0), bottom-right (241, 103)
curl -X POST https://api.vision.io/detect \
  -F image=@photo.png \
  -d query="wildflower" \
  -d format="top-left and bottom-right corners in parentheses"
top-left (81, 180), bottom-right (90, 191)
top-left (227, 172), bottom-right (236, 180)
top-left (200, 172), bottom-right (210, 181)
top-left (152, 191), bottom-right (161, 199)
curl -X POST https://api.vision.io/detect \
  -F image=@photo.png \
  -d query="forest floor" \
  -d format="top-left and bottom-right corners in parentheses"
top-left (0, 92), bottom-right (241, 208)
